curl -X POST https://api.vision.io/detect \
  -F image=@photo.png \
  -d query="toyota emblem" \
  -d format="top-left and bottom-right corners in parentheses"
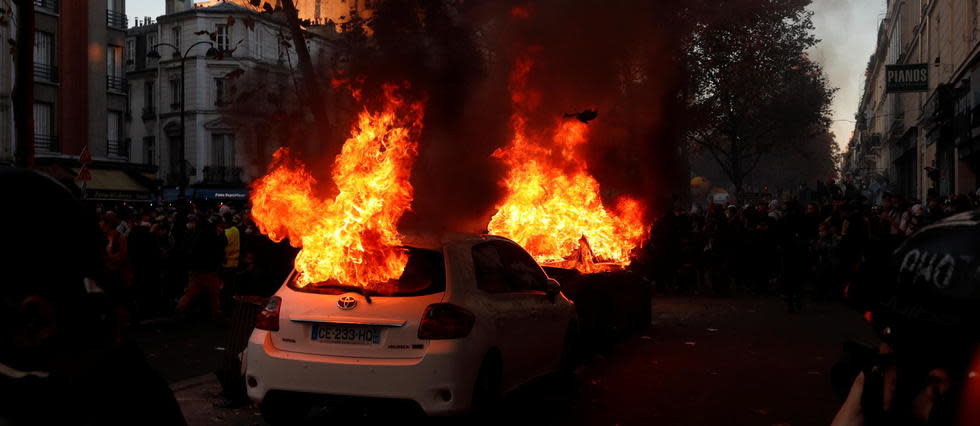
top-left (337, 296), bottom-right (357, 310)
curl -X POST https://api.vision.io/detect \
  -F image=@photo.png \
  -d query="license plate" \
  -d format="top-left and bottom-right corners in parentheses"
top-left (310, 324), bottom-right (381, 345)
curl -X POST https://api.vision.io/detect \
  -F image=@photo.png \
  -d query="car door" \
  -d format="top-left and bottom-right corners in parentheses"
top-left (470, 242), bottom-right (539, 390)
top-left (495, 241), bottom-right (567, 379)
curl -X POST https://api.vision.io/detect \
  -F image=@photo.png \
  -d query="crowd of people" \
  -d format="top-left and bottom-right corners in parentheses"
top-left (646, 182), bottom-right (980, 312)
top-left (91, 200), bottom-right (296, 324)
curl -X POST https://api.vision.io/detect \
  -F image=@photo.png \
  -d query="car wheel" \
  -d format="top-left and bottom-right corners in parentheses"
top-left (471, 353), bottom-right (502, 415)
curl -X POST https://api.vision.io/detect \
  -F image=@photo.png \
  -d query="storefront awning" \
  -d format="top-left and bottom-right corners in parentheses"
top-left (72, 168), bottom-right (151, 201)
top-left (162, 187), bottom-right (249, 202)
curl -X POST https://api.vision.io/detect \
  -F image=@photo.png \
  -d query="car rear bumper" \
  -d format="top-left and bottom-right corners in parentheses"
top-left (244, 330), bottom-right (478, 415)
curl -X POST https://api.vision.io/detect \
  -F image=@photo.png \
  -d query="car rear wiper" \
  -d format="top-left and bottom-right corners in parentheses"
top-left (345, 285), bottom-right (373, 304)
top-left (315, 283), bottom-right (373, 304)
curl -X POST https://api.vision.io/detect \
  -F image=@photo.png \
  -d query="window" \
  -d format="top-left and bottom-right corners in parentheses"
top-left (34, 32), bottom-right (53, 66)
top-left (288, 248), bottom-right (446, 297)
top-left (107, 111), bottom-right (124, 157)
top-left (33, 103), bottom-right (54, 152)
top-left (0, 103), bottom-right (10, 158)
top-left (251, 27), bottom-right (263, 59)
top-left (214, 77), bottom-right (227, 106)
top-left (143, 136), bottom-right (156, 165)
top-left (146, 34), bottom-right (157, 56)
top-left (107, 45), bottom-right (124, 91)
top-left (34, 0), bottom-right (58, 14)
top-left (126, 84), bottom-right (132, 114)
top-left (106, 0), bottom-right (126, 29)
top-left (105, 45), bottom-right (121, 77)
top-left (144, 81), bottom-right (154, 109)
top-left (472, 243), bottom-right (510, 293)
top-left (211, 133), bottom-right (235, 167)
top-left (171, 25), bottom-right (181, 51)
top-left (497, 242), bottom-right (547, 292)
top-left (125, 38), bottom-right (135, 69)
top-left (215, 24), bottom-right (229, 52)
top-left (34, 31), bottom-right (56, 82)
top-left (472, 241), bottom-right (547, 293)
top-left (169, 79), bottom-right (180, 110)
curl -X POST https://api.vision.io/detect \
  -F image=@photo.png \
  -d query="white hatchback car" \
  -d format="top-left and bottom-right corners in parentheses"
top-left (244, 234), bottom-right (577, 421)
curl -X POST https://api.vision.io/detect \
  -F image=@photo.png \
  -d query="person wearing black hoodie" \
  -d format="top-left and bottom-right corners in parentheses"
top-left (0, 168), bottom-right (185, 426)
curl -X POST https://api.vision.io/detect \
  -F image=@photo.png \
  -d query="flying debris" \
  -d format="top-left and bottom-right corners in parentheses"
top-left (564, 109), bottom-right (599, 124)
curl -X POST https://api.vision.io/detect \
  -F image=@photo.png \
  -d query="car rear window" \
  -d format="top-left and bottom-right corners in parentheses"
top-left (288, 247), bottom-right (446, 297)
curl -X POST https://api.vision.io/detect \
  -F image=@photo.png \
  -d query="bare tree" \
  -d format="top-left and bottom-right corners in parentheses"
top-left (683, 0), bottom-right (834, 198)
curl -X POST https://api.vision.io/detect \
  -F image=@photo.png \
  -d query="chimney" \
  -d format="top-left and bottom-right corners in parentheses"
top-left (165, 0), bottom-right (193, 14)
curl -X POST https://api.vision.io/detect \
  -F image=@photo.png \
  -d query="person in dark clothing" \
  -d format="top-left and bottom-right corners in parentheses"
top-left (776, 201), bottom-right (809, 312)
top-left (0, 169), bottom-right (185, 426)
top-left (175, 215), bottom-right (228, 319)
top-left (128, 214), bottom-right (163, 320)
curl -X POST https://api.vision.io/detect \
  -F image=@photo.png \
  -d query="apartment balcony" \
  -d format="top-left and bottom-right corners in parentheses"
top-left (34, 0), bottom-right (58, 14)
top-left (107, 138), bottom-right (129, 159)
top-left (106, 10), bottom-right (127, 29)
top-left (34, 63), bottom-right (58, 83)
top-left (35, 135), bottom-right (58, 154)
top-left (107, 75), bottom-right (127, 93)
top-left (202, 166), bottom-right (243, 184)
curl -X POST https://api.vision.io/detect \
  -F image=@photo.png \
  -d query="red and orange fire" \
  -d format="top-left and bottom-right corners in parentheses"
top-left (250, 84), bottom-right (424, 287)
top-left (251, 62), bottom-right (646, 283)
top-left (487, 56), bottom-right (647, 272)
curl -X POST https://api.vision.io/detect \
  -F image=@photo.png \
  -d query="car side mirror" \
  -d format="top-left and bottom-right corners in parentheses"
top-left (545, 278), bottom-right (561, 303)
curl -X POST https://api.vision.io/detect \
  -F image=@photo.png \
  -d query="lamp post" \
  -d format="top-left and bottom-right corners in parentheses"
top-left (148, 41), bottom-right (219, 200)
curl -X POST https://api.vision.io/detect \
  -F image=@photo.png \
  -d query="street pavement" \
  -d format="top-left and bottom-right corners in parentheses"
top-left (146, 296), bottom-right (876, 425)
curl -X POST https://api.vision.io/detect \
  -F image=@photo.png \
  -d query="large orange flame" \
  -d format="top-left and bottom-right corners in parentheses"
top-left (250, 84), bottom-right (424, 287)
top-left (488, 56), bottom-right (647, 271)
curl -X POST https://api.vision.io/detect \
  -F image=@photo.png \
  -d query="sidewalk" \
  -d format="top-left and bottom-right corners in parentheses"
top-left (133, 316), bottom-right (230, 383)
top-left (172, 374), bottom-right (266, 426)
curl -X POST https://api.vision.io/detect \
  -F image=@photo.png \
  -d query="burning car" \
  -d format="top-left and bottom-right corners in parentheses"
top-left (243, 233), bottom-right (577, 420)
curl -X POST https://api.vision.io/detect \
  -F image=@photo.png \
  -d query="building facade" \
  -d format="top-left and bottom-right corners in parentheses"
top-left (0, 0), bottom-right (160, 200)
top-left (0, 1), bottom-right (13, 164)
top-left (130, 0), bottom-right (334, 200)
top-left (844, 0), bottom-right (980, 202)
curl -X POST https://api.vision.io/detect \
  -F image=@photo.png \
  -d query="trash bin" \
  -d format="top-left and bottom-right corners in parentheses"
top-left (215, 295), bottom-right (265, 404)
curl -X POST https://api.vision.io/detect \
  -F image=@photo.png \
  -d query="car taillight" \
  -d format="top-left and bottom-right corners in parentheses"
top-left (255, 296), bottom-right (281, 332)
top-left (418, 303), bottom-right (475, 340)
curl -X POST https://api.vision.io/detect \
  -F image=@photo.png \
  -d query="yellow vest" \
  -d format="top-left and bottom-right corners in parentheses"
top-left (224, 226), bottom-right (240, 268)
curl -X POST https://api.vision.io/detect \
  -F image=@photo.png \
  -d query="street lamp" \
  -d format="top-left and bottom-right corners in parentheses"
top-left (148, 41), bottom-right (219, 201)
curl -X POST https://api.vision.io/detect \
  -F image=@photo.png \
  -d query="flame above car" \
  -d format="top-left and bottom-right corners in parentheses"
top-left (250, 84), bottom-right (424, 287)
top-left (487, 55), bottom-right (648, 271)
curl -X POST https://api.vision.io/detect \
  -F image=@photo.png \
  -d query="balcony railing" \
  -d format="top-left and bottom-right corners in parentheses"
top-left (106, 10), bottom-right (127, 29)
top-left (34, 0), bottom-right (58, 13)
top-left (34, 63), bottom-right (58, 83)
top-left (202, 166), bottom-right (243, 184)
top-left (107, 138), bottom-right (129, 158)
top-left (35, 135), bottom-right (58, 153)
top-left (107, 75), bottom-right (126, 92)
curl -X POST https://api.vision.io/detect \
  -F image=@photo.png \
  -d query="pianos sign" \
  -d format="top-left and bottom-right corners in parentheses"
top-left (886, 64), bottom-right (929, 93)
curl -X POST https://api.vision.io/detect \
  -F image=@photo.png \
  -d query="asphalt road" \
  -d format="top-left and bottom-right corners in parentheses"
top-left (152, 296), bottom-right (877, 426)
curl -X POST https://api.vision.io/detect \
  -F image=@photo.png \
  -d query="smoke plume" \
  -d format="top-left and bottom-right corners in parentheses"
top-left (272, 0), bottom-right (693, 233)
